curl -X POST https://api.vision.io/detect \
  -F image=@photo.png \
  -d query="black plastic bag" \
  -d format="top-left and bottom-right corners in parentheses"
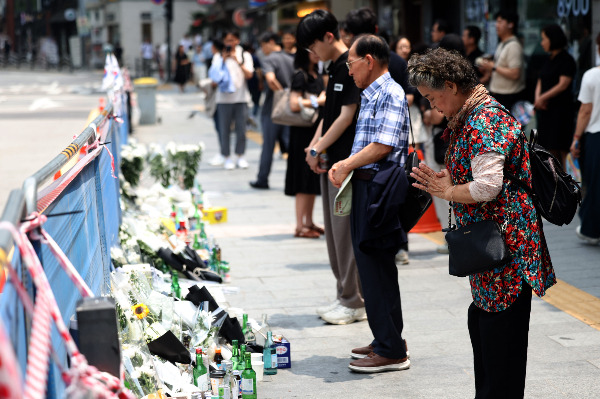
top-left (147, 330), bottom-right (192, 364)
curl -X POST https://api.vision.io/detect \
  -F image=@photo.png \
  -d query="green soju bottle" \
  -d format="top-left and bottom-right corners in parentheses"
top-left (263, 331), bottom-right (278, 375)
top-left (170, 270), bottom-right (181, 299)
top-left (240, 344), bottom-right (247, 363)
top-left (233, 342), bottom-right (245, 398)
top-left (200, 221), bottom-right (208, 240)
top-left (192, 233), bottom-right (202, 250)
top-left (240, 353), bottom-right (256, 399)
top-left (242, 314), bottom-right (256, 345)
top-left (193, 348), bottom-right (209, 391)
top-left (210, 246), bottom-right (219, 272)
top-left (231, 339), bottom-right (240, 369)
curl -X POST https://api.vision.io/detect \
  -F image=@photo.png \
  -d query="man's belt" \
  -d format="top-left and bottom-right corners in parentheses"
top-left (352, 168), bottom-right (377, 181)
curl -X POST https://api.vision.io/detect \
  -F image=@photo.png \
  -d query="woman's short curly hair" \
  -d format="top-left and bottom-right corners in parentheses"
top-left (407, 47), bottom-right (479, 93)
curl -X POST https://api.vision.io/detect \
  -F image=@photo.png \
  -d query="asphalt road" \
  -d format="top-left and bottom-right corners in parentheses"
top-left (0, 69), bottom-right (104, 210)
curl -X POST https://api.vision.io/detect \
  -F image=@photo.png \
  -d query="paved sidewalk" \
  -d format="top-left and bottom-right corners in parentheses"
top-left (136, 88), bottom-right (600, 398)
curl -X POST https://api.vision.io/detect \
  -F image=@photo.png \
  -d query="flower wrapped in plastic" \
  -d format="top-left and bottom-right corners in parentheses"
top-left (190, 306), bottom-right (217, 349)
top-left (147, 143), bottom-right (171, 188)
top-left (167, 141), bottom-right (204, 189)
top-left (122, 343), bottom-right (161, 397)
top-left (121, 140), bottom-right (147, 188)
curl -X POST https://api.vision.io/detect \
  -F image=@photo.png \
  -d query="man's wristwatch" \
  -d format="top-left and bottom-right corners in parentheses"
top-left (309, 148), bottom-right (319, 158)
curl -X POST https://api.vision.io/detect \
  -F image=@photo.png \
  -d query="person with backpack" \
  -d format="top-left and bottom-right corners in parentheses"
top-left (407, 48), bottom-right (555, 398)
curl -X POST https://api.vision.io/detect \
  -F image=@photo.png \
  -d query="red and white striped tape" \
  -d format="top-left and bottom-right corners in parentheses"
top-left (0, 218), bottom-right (135, 399)
top-left (0, 318), bottom-right (24, 399)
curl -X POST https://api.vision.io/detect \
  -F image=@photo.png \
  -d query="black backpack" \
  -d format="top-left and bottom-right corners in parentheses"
top-left (505, 129), bottom-right (582, 226)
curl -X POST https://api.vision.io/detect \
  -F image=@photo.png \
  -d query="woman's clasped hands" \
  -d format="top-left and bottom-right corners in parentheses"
top-left (411, 163), bottom-right (455, 201)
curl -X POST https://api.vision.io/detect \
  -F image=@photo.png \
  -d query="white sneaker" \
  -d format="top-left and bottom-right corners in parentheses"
top-left (209, 154), bottom-right (225, 166)
top-left (321, 304), bottom-right (366, 325)
top-left (576, 226), bottom-right (599, 245)
top-left (436, 243), bottom-right (449, 254)
top-left (237, 157), bottom-right (249, 169)
top-left (224, 158), bottom-right (235, 170)
top-left (316, 299), bottom-right (340, 317)
top-left (395, 249), bottom-right (409, 265)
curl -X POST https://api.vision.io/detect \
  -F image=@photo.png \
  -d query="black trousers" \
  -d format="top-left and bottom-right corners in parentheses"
top-left (468, 284), bottom-right (532, 399)
top-left (580, 132), bottom-right (600, 238)
top-left (350, 179), bottom-right (407, 359)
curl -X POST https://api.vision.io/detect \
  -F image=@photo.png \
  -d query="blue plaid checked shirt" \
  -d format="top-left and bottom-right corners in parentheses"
top-left (350, 72), bottom-right (410, 170)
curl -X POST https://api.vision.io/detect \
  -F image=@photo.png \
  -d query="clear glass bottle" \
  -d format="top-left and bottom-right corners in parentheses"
top-left (263, 331), bottom-right (278, 375)
top-left (240, 353), bottom-right (256, 399)
top-left (255, 314), bottom-right (269, 346)
top-left (242, 314), bottom-right (256, 345)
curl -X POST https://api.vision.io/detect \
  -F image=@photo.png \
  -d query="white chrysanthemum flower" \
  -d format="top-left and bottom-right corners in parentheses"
top-left (166, 141), bottom-right (177, 156)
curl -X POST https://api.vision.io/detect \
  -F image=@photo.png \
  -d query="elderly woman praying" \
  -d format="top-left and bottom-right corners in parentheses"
top-left (407, 47), bottom-right (555, 399)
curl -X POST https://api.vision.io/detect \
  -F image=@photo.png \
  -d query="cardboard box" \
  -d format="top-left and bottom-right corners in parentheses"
top-left (273, 335), bottom-right (291, 368)
top-left (203, 207), bottom-right (227, 224)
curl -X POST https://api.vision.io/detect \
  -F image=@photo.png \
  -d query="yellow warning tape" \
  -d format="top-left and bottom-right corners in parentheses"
top-left (61, 143), bottom-right (80, 158)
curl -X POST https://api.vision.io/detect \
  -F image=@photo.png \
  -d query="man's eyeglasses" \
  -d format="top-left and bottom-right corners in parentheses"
top-left (305, 48), bottom-right (314, 54)
top-left (346, 56), bottom-right (365, 70)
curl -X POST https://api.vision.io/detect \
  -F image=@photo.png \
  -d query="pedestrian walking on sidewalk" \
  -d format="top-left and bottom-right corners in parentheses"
top-left (570, 33), bottom-right (600, 245)
top-left (296, 10), bottom-right (365, 325)
top-left (173, 45), bottom-right (191, 93)
top-left (329, 35), bottom-right (410, 374)
top-left (408, 48), bottom-right (556, 398)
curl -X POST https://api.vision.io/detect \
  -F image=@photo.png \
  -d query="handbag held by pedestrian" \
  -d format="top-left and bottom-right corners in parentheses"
top-left (444, 205), bottom-right (511, 277)
top-left (271, 88), bottom-right (318, 127)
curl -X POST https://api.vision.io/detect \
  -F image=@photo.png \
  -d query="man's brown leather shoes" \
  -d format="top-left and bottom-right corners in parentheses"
top-left (350, 344), bottom-right (374, 359)
top-left (350, 340), bottom-right (409, 360)
top-left (348, 352), bottom-right (410, 373)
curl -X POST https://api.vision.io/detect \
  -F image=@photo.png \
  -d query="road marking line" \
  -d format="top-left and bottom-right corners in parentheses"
top-left (247, 130), bottom-right (262, 145)
top-left (419, 232), bottom-right (600, 331)
top-left (542, 280), bottom-right (600, 331)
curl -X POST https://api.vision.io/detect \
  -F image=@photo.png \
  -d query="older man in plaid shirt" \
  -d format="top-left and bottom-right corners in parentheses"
top-left (329, 34), bottom-right (410, 374)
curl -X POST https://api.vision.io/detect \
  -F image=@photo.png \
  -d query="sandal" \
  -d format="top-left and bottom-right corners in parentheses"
top-left (307, 224), bottom-right (325, 235)
top-left (294, 227), bottom-right (320, 239)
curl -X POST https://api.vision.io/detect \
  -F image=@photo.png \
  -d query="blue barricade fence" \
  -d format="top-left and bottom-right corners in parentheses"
top-left (0, 100), bottom-right (128, 398)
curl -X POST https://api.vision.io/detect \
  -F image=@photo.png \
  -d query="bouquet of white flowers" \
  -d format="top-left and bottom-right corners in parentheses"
top-left (121, 139), bottom-right (147, 188)
top-left (148, 142), bottom-right (203, 189)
